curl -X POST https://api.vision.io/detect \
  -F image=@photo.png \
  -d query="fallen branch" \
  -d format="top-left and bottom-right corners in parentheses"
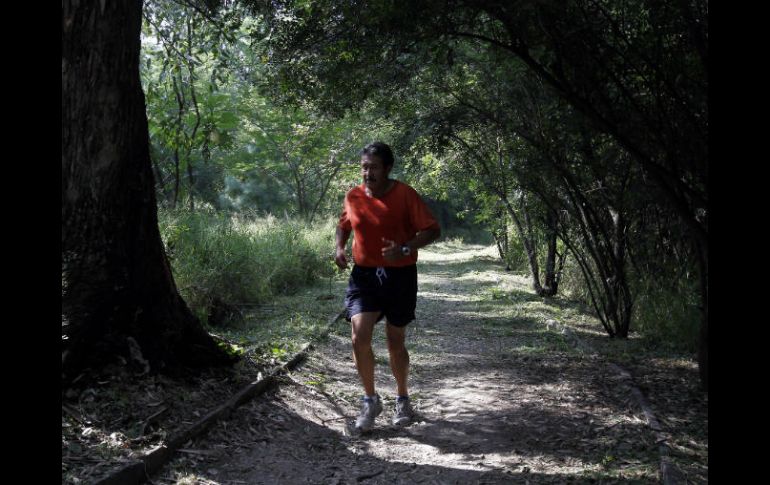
top-left (356, 469), bottom-right (384, 481)
top-left (176, 448), bottom-right (220, 456)
top-left (139, 407), bottom-right (170, 436)
top-left (92, 308), bottom-right (347, 485)
top-left (62, 404), bottom-right (87, 425)
top-left (544, 318), bottom-right (686, 485)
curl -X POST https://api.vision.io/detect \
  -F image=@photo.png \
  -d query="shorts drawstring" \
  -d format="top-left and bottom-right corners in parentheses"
top-left (375, 266), bottom-right (388, 286)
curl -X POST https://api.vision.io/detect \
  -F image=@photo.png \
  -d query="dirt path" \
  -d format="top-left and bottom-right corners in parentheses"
top-left (155, 244), bottom-right (660, 484)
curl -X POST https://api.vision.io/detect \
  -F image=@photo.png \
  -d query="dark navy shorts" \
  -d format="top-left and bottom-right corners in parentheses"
top-left (345, 264), bottom-right (418, 327)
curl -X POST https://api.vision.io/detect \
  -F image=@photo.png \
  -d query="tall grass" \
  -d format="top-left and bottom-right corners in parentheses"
top-left (158, 209), bottom-right (337, 323)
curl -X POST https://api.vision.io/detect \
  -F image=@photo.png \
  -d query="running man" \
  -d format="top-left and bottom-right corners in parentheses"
top-left (335, 142), bottom-right (441, 432)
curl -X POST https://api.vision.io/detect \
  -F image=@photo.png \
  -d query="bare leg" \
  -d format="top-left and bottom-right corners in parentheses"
top-left (386, 322), bottom-right (409, 397)
top-left (351, 312), bottom-right (379, 396)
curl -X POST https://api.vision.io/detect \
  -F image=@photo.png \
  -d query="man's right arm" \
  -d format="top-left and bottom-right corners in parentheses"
top-left (335, 226), bottom-right (351, 269)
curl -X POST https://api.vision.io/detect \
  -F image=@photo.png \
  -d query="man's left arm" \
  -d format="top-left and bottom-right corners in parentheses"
top-left (406, 189), bottom-right (441, 252)
top-left (382, 188), bottom-right (442, 261)
top-left (404, 227), bottom-right (441, 252)
top-left (382, 226), bottom-right (441, 261)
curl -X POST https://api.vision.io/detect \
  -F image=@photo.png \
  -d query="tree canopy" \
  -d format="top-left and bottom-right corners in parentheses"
top-left (62, 0), bottom-right (707, 389)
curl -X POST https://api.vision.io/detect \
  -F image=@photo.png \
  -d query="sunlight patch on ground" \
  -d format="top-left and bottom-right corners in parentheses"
top-left (419, 243), bottom-right (499, 262)
top-left (364, 437), bottom-right (501, 472)
top-left (418, 290), bottom-right (477, 303)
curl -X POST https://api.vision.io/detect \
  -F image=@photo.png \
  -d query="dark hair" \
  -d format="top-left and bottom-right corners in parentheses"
top-left (361, 142), bottom-right (394, 167)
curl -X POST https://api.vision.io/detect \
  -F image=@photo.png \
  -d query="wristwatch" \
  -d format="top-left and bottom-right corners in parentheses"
top-left (400, 244), bottom-right (411, 256)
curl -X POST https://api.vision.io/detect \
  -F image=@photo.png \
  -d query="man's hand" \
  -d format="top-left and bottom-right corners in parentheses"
top-left (335, 226), bottom-right (352, 269)
top-left (335, 247), bottom-right (349, 269)
top-left (381, 238), bottom-right (402, 262)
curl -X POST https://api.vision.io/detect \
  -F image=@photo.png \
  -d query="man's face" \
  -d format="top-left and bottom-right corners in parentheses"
top-left (361, 154), bottom-right (391, 191)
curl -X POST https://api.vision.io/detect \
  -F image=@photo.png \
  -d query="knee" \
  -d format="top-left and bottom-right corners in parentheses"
top-left (387, 335), bottom-right (406, 354)
top-left (351, 330), bottom-right (372, 351)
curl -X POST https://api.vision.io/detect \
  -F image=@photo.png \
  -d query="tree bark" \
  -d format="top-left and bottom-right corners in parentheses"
top-left (62, 0), bottom-right (233, 383)
top-left (696, 242), bottom-right (708, 391)
top-left (541, 208), bottom-right (559, 296)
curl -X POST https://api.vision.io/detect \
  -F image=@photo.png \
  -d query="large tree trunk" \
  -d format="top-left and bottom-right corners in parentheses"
top-left (697, 242), bottom-right (708, 392)
top-left (62, 0), bottom-right (233, 383)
